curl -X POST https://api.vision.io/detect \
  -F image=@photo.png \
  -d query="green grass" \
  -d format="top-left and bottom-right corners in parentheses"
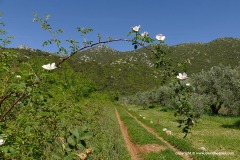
top-left (116, 106), bottom-right (184, 160)
top-left (143, 149), bottom-right (183, 160)
top-left (117, 106), bottom-right (165, 145)
top-left (80, 99), bottom-right (131, 160)
top-left (126, 105), bottom-right (240, 160)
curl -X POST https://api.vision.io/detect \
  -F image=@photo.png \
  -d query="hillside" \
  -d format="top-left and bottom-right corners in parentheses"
top-left (69, 45), bottom-right (162, 95)
top-left (3, 37), bottom-right (240, 96)
top-left (169, 38), bottom-right (240, 74)
top-left (68, 37), bottom-right (240, 95)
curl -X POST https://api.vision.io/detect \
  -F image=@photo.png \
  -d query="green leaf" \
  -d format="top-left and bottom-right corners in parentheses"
top-left (64, 146), bottom-right (72, 152)
top-left (67, 135), bottom-right (77, 146)
top-left (25, 126), bottom-right (31, 135)
top-left (2, 147), bottom-right (9, 153)
top-left (72, 128), bottom-right (80, 138)
top-left (1, 66), bottom-right (8, 71)
top-left (80, 132), bottom-right (92, 140)
top-left (81, 125), bottom-right (88, 131)
top-left (63, 154), bottom-right (77, 160)
top-left (76, 142), bottom-right (85, 149)
top-left (79, 140), bottom-right (87, 148)
top-left (42, 41), bottom-right (49, 46)
top-left (52, 152), bottom-right (63, 159)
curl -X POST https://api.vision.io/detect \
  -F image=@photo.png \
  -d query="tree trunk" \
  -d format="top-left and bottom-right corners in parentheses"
top-left (210, 102), bottom-right (223, 115)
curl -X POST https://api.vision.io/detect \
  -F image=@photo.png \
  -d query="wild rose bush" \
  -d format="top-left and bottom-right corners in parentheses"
top-left (0, 13), bottom-right (198, 159)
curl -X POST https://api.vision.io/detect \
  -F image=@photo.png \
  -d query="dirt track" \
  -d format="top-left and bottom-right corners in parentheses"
top-left (115, 109), bottom-right (141, 160)
top-left (115, 108), bottom-right (193, 160)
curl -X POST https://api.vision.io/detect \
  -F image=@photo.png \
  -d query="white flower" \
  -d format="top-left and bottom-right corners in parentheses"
top-left (42, 63), bottom-right (57, 70)
top-left (162, 128), bottom-right (167, 132)
top-left (143, 117), bottom-right (146, 119)
top-left (166, 130), bottom-right (172, 135)
top-left (0, 139), bottom-right (5, 146)
top-left (139, 114), bottom-right (142, 117)
top-left (132, 25), bottom-right (141, 32)
top-left (177, 72), bottom-right (188, 80)
top-left (150, 120), bottom-right (153, 124)
top-left (141, 32), bottom-right (148, 37)
top-left (156, 34), bottom-right (166, 41)
top-left (186, 83), bottom-right (191, 86)
top-left (16, 75), bottom-right (21, 78)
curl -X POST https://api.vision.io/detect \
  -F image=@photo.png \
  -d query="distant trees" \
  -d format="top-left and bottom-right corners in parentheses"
top-left (124, 86), bottom-right (172, 110)
top-left (124, 65), bottom-right (240, 116)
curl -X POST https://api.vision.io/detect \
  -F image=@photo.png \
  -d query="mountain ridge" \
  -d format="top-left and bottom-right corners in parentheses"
top-left (4, 37), bottom-right (240, 95)
top-left (83, 37), bottom-right (240, 53)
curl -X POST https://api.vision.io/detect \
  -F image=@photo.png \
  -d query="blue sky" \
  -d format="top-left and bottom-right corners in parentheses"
top-left (1, 0), bottom-right (240, 52)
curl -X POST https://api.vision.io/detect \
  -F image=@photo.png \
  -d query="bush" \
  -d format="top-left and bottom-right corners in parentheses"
top-left (192, 65), bottom-right (240, 115)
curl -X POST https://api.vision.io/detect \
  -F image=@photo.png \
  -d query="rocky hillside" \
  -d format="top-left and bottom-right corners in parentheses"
top-left (4, 37), bottom-right (240, 95)
top-left (67, 38), bottom-right (240, 95)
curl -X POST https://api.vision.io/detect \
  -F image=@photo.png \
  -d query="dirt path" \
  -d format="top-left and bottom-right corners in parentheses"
top-left (115, 109), bottom-right (141, 160)
top-left (126, 110), bottom-right (193, 160)
top-left (115, 108), bottom-right (193, 160)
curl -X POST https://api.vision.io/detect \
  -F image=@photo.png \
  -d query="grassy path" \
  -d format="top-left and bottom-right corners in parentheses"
top-left (116, 107), bottom-right (186, 160)
top-left (125, 109), bottom-right (192, 160)
top-left (115, 108), bottom-right (141, 160)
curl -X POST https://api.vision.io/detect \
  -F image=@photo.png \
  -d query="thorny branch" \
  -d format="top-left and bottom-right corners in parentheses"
top-left (0, 93), bottom-right (26, 122)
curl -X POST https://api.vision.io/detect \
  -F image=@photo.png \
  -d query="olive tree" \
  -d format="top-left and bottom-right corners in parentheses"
top-left (192, 65), bottom-right (240, 115)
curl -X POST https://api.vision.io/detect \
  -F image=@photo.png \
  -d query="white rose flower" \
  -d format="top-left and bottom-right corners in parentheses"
top-left (177, 72), bottom-right (188, 80)
top-left (16, 75), bottom-right (21, 78)
top-left (42, 63), bottom-right (57, 70)
top-left (156, 34), bottom-right (166, 41)
top-left (132, 25), bottom-right (141, 32)
top-left (141, 32), bottom-right (148, 37)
